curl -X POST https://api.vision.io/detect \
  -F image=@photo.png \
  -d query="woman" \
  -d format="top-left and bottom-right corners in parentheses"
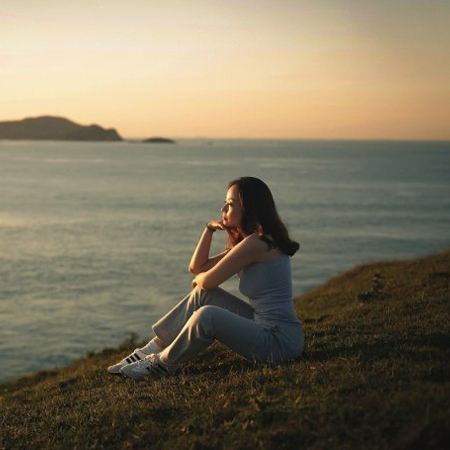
top-left (108, 177), bottom-right (303, 380)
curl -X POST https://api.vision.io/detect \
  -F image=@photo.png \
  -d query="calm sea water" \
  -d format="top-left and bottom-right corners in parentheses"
top-left (1, 139), bottom-right (449, 382)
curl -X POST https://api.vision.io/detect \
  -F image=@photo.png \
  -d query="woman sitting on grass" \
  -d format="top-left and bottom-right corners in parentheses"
top-left (108, 176), bottom-right (304, 379)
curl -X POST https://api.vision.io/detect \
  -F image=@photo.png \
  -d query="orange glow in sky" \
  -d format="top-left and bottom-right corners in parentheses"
top-left (1, 0), bottom-right (449, 140)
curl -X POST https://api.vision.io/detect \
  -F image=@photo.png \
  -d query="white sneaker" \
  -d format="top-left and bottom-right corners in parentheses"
top-left (120, 353), bottom-right (175, 380)
top-left (107, 348), bottom-right (148, 375)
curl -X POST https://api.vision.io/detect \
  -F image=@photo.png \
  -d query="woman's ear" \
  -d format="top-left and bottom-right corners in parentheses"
top-left (256, 223), bottom-right (264, 236)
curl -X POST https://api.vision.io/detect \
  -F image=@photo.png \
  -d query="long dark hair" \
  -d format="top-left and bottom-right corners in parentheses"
top-left (228, 177), bottom-right (300, 256)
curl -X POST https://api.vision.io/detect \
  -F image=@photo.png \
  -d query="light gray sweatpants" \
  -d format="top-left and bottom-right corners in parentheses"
top-left (153, 286), bottom-right (304, 366)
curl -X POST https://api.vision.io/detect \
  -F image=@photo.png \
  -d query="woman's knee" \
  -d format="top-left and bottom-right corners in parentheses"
top-left (185, 305), bottom-right (218, 339)
top-left (192, 305), bottom-right (224, 330)
top-left (194, 305), bottom-right (216, 322)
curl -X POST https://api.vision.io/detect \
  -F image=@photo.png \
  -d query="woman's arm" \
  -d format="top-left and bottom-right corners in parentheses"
top-left (188, 221), bottom-right (228, 275)
top-left (192, 234), bottom-right (265, 290)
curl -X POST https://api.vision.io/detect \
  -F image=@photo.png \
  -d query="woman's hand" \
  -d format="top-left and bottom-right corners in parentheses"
top-left (207, 219), bottom-right (240, 240)
top-left (206, 219), bottom-right (225, 232)
top-left (192, 272), bottom-right (206, 289)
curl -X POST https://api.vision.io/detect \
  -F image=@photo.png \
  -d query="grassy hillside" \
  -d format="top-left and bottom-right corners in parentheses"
top-left (1, 249), bottom-right (449, 449)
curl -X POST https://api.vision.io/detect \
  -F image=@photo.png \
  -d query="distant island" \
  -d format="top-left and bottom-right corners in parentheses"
top-left (142, 137), bottom-right (176, 144)
top-left (0, 116), bottom-right (122, 141)
top-left (0, 116), bottom-right (176, 143)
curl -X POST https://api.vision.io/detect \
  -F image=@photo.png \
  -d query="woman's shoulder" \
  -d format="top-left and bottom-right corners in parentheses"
top-left (240, 233), bottom-right (266, 248)
top-left (239, 233), bottom-right (283, 261)
top-left (232, 233), bottom-right (265, 253)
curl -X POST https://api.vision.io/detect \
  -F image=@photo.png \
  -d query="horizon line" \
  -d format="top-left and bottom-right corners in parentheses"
top-left (127, 136), bottom-right (450, 143)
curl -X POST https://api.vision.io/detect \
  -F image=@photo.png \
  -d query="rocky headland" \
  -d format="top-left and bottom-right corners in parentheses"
top-left (0, 116), bottom-right (122, 141)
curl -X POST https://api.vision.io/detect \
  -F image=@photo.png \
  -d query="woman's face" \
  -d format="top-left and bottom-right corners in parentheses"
top-left (221, 184), bottom-right (243, 228)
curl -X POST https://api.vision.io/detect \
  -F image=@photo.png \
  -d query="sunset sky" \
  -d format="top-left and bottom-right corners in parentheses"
top-left (1, 0), bottom-right (449, 140)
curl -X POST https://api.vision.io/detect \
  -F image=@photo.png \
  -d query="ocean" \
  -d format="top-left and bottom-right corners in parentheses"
top-left (0, 139), bottom-right (449, 382)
